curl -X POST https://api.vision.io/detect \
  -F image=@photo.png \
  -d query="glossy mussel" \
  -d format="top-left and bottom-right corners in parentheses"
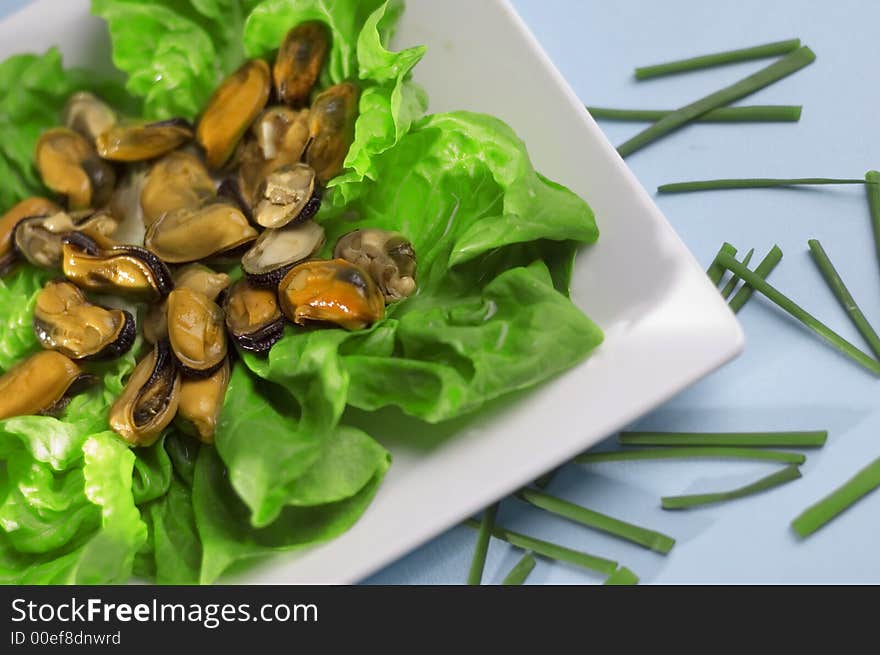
top-left (197, 60), bottom-right (271, 169)
top-left (35, 128), bottom-right (116, 210)
top-left (223, 279), bottom-right (285, 354)
top-left (109, 339), bottom-right (181, 447)
top-left (0, 197), bottom-right (61, 275)
top-left (165, 287), bottom-right (228, 377)
top-left (273, 21), bottom-right (329, 107)
top-left (96, 119), bottom-right (194, 162)
top-left (61, 231), bottom-right (174, 301)
top-left (241, 218), bottom-right (325, 288)
top-left (334, 229), bottom-right (417, 302)
top-left (33, 279), bottom-right (136, 360)
top-left (277, 258), bottom-right (384, 330)
top-left (144, 202), bottom-right (257, 264)
top-left (0, 350), bottom-right (92, 419)
top-left (14, 210), bottom-right (118, 270)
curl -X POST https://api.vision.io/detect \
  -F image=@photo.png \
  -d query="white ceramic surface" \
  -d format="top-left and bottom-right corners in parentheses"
top-left (1, 0), bottom-right (743, 583)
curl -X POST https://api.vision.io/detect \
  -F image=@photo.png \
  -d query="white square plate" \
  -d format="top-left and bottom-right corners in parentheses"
top-left (2, 0), bottom-right (743, 583)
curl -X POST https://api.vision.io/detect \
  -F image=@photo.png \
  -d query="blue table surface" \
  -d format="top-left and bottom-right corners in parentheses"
top-left (5, 0), bottom-right (880, 584)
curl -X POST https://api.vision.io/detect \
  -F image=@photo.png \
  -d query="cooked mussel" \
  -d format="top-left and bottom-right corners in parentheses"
top-left (109, 339), bottom-right (181, 447)
top-left (253, 163), bottom-right (320, 228)
top-left (141, 151), bottom-right (216, 227)
top-left (175, 358), bottom-right (230, 443)
top-left (33, 279), bottom-right (135, 360)
top-left (63, 91), bottom-right (117, 144)
top-left (274, 21), bottom-right (329, 107)
top-left (224, 279), bottom-right (285, 354)
top-left (278, 258), bottom-right (384, 330)
top-left (197, 60), bottom-right (271, 169)
top-left (305, 82), bottom-right (359, 184)
top-left (241, 218), bottom-right (325, 288)
top-left (35, 128), bottom-right (116, 209)
top-left (236, 107), bottom-right (311, 206)
top-left (61, 231), bottom-right (174, 301)
top-left (334, 229), bottom-right (417, 302)
top-left (0, 350), bottom-right (92, 419)
top-left (255, 107), bottom-right (310, 162)
top-left (0, 197), bottom-right (61, 275)
top-left (166, 287), bottom-right (227, 377)
top-left (144, 202), bottom-right (258, 263)
top-left (174, 263), bottom-right (231, 300)
top-left (14, 210), bottom-right (118, 269)
top-left (143, 264), bottom-right (231, 344)
top-left (96, 119), bottom-right (194, 162)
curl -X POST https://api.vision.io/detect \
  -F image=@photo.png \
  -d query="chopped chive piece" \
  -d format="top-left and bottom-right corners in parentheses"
top-left (808, 239), bottom-right (880, 359)
top-left (576, 447), bottom-right (805, 465)
top-left (603, 567), bottom-right (640, 586)
top-left (517, 487), bottom-right (675, 554)
top-left (619, 430), bottom-right (827, 448)
top-left (720, 248), bottom-right (754, 299)
top-left (867, 171), bottom-right (880, 278)
top-left (707, 242), bottom-right (738, 285)
top-left (658, 177), bottom-right (869, 194)
top-left (728, 245), bottom-right (783, 313)
top-left (617, 46), bottom-right (816, 158)
top-left (662, 464), bottom-right (802, 510)
top-left (587, 105), bottom-right (802, 123)
top-left (791, 456), bottom-right (880, 538)
top-left (534, 467), bottom-right (559, 489)
top-left (717, 252), bottom-right (880, 375)
top-left (463, 519), bottom-right (618, 575)
top-left (467, 503), bottom-right (498, 585)
top-left (501, 553), bottom-right (536, 585)
top-left (634, 38), bottom-right (802, 80)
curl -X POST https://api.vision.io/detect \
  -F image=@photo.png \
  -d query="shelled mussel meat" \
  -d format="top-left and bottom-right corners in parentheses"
top-left (278, 258), bottom-right (384, 330)
top-left (33, 279), bottom-right (135, 360)
top-left (0, 350), bottom-right (92, 419)
top-left (109, 339), bottom-right (181, 447)
top-left (223, 279), bottom-right (285, 354)
top-left (61, 231), bottom-right (174, 301)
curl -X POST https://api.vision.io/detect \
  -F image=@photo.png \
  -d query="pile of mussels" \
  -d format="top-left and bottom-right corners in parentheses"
top-left (0, 22), bottom-right (417, 447)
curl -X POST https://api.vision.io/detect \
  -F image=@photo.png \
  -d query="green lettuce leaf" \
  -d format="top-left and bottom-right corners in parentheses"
top-left (91, 0), bottom-right (227, 120)
top-left (0, 267), bottom-right (53, 373)
top-left (145, 475), bottom-right (202, 584)
top-left (194, 438), bottom-right (389, 583)
top-left (0, 432), bottom-right (146, 584)
top-left (131, 435), bottom-right (173, 505)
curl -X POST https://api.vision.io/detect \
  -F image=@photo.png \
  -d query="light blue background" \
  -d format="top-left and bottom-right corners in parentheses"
top-left (4, 0), bottom-right (879, 584)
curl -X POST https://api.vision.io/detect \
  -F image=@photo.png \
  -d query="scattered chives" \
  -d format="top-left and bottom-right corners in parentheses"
top-left (717, 251), bottom-right (880, 375)
top-left (662, 464), bottom-right (802, 510)
top-left (467, 503), bottom-right (498, 585)
top-left (603, 567), bottom-right (640, 586)
top-left (517, 487), bottom-right (675, 554)
top-left (576, 447), bottom-right (805, 465)
top-left (707, 242), bottom-right (738, 285)
top-left (534, 467), bottom-right (559, 489)
top-left (587, 105), bottom-right (802, 123)
top-left (867, 171), bottom-right (880, 278)
top-left (501, 553), bottom-right (536, 585)
top-left (728, 245), bottom-right (783, 313)
top-left (619, 430), bottom-right (827, 448)
top-left (808, 239), bottom-right (880, 359)
top-left (634, 38), bottom-right (802, 80)
top-left (720, 248), bottom-right (754, 299)
top-left (791, 456), bottom-right (880, 538)
top-left (617, 46), bottom-right (816, 158)
top-left (658, 177), bottom-right (869, 194)
top-left (463, 519), bottom-right (618, 575)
